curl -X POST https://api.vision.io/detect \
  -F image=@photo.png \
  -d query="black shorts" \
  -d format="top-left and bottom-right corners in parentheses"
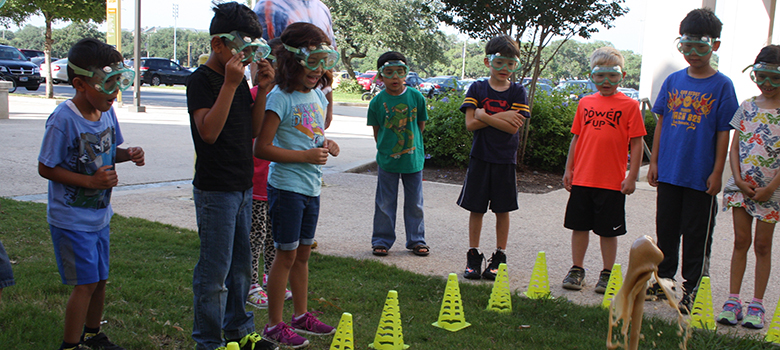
top-left (457, 157), bottom-right (518, 214)
top-left (564, 185), bottom-right (626, 237)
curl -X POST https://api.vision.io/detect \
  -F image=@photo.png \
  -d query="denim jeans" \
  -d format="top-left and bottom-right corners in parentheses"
top-left (267, 185), bottom-right (319, 251)
top-left (192, 188), bottom-right (255, 350)
top-left (372, 168), bottom-right (426, 249)
top-left (0, 239), bottom-right (14, 289)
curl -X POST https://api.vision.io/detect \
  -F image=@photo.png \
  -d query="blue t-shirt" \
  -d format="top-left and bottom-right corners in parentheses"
top-left (38, 100), bottom-right (124, 232)
top-left (366, 87), bottom-right (428, 173)
top-left (652, 69), bottom-right (738, 191)
top-left (460, 80), bottom-right (530, 164)
top-left (266, 86), bottom-right (328, 197)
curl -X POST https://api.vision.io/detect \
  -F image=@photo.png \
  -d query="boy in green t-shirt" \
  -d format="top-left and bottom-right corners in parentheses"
top-left (367, 51), bottom-right (429, 257)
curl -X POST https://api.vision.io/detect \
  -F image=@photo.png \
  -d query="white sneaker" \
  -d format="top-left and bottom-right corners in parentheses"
top-left (263, 274), bottom-right (293, 301)
top-left (246, 283), bottom-right (268, 309)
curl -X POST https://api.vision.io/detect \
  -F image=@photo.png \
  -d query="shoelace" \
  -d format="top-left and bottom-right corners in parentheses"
top-left (746, 305), bottom-right (764, 316)
top-left (240, 332), bottom-right (263, 347)
top-left (722, 300), bottom-right (742, 314)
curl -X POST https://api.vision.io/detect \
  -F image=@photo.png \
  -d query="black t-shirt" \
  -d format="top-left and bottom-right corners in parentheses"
top-left (186, 65), bottom-right (254, 191)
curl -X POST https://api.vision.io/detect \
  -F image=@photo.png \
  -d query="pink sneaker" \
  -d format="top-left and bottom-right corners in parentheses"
top-left (263, 274), bottom-right (293, 300)
top-left (290, 312), bottom-right (335, 335)
top-left (246, 284), bottom-right (268, 309)
top-left (263, 322), bottom-right (309, 348)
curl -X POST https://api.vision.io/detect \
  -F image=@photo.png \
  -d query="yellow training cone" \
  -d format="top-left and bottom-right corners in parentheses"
top-left (601, 264), bottom-right (623, 309)
top-left (432, 273), bottom-right (471, 331)
top-left (765, 298), bottom-right (780, 343)
top-left (487, 263), bottom-right (512, 313)
top-left (330, 312), bottom-right (355, 350)
top-left (524, 251), bottom-right (551, 299)
top-left (369, 290), bottom-right (409, 350)
top-left (690, 276), bottom-right (716, 331)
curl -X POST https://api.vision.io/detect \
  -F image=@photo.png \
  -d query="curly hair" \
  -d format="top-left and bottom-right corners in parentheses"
top-left (67, 38), bottom-right (124, 85)
top-left (209, 1), bottom-right (263, 38)
top-left (274, 22), bottom-right (333, 93)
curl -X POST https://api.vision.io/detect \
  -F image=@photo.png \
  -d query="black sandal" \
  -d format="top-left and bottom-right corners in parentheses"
top-left (372, 246), bottom-right (388, 256)
top-left (412, 244), bottom-right (430, 256)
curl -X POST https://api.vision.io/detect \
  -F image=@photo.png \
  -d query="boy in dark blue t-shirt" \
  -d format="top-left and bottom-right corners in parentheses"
top-left (458, 34), bottom-right (530, 281)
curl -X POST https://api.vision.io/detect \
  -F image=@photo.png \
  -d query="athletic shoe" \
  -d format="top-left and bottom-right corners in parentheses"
top-left (482, 250), bottom-right (506, 280)
top-left (81, 332), bottom-right (125, 350)
top-left (246, 284), bottom-right (268, 309)
top-left (646, 281), bottom-right (675, 300)
top-left (742, 302), bottom-right (766, 329)
top-left (562, 266), bottom-right (585, 290)
top-left (679, 291), bottom-right (695, 315)
top-left (290, 312), bottom-right (336, 335)
top-left (594, 269), bottom-right (611, 294)
top-left (228, 332), bottom-right (279, 350)
top-left (263, 274), bottom-right (293, 300)
top-left (63, 346), bottom-right (89, 350)
top-left (463, 248), bottom-right (484, 280)
top-left (716, 298), bottom-right (743, 326)
top-left (263, 322), bottom-right (309, 349)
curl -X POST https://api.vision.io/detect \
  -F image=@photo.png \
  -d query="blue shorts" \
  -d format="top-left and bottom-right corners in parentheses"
top-left (0, 239), bottom-right (15, 289)
top-left (50, 225), bottom-right (110, 285)
top-left (268, 185), bottom-right (319, 251)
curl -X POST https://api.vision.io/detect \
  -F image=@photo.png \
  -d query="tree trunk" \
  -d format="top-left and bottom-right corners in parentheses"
top-left (44, 13), bottom-right (54, 99)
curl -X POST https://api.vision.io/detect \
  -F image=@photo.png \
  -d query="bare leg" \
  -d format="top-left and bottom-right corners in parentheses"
top-left (495, 212), bottom-right (509, 250)
top-left (63, 282), bottom-right (99, 344)
top-left (752, 220), bottom-right (775, 300)
top-left (728, 208), bottom-right (753, 295)
top-left (289, 245), bottom-right (312, 317)
top-left (267, 249), bottom-right (296, 326)
top-left (468, 212), bottom-right (484, 248)
top-left (85, 280), bottom-right (107, 329)
top-left (571, 230), bottom-right (589, 267)
top-left (601, 236), bottom-right (618, 271)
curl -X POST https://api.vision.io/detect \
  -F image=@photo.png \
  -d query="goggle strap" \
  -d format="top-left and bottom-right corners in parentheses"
top-left (68, 62), bottom-right (94, 78)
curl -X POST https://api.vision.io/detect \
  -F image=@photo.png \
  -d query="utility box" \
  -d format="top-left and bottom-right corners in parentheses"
top-left (0, 81), bottom-right (12, 119)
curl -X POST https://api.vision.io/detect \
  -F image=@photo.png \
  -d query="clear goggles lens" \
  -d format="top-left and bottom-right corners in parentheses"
top-left (749, 63), bottom-right (780, 87)
top-left (589, 65), bottom-right (623, 86)
top-left (214, 31), bottom-right (272, 62)
top-left (69, 61), bottom-right (135, 94)
top-left (486, 54), bottom-right (521, 73)
top-left (380, 61), bottom-right (408, 78)
top-left (676, 35), bottom-right (716, 56)
top-left (285, 43), bottom-right (340, 70)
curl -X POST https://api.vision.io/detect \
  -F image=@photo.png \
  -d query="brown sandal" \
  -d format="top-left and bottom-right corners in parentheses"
top-left (372, 246), bottom-right (388, 256)
top-left (412, 244), bottom-right (430, 256)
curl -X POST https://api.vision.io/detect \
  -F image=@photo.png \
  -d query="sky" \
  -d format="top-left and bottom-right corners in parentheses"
top-left (16, 0), bottom-right (646, 53)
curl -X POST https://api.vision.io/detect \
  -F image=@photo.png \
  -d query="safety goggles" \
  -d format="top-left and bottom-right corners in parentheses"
top-left (213, 31), bottom-right (272, 63)
top-left (284, 43), bottom-right (339, 70)
top-left (379, 60), bottom-right (408, 78)
top-left (589, 65), bottom-right (623, 86)
top-left (68, 61), bottom-right (135, 94)
top-left (676, 34), bottom-right (718, 56)
top-left (745, 62), bottom-right (780, 87)
top-left (486, 54), bottom-right (521, 73)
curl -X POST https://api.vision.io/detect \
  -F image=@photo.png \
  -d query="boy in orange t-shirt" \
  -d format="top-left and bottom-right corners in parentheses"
top-left (561, 46), bottom-right (647, 293)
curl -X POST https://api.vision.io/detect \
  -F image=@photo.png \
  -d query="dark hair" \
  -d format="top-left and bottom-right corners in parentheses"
top-left (679, 8), bottom-right (722, 38)
top-left (274, 22), bottom-right (333, 93)
top-left (755, 45), bottom-right (780, 65)
top-left (209, 1), bottom-right (263, 37)
top-left (67, 38), bottom-right (124, 85)
top-left (485, 35), bottom-right (520, 58)
top-left (377, 51), bottom-right (407, 70)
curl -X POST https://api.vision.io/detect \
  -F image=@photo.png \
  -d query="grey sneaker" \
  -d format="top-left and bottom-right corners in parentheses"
top-left (562, 266), bottom-right (585, 290)
top-left (594, 269), bottom-right (611, 294)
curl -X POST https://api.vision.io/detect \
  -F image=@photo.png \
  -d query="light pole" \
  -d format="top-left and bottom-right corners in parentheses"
top-left (173, 3), bottom-right (179, 63)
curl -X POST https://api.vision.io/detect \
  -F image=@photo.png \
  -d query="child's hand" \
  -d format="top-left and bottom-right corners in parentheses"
top-left (562, 170), bottom-right (573, 192)
top-left (647, 163), bottom-right (658, 187)
top-left (89, 165), bottom-right (118, 189)
top-left (493, 110), bottom-right (525, 128)
top-left (705, 172), bottom-right (722, 196)
top-left (621, 177), bottom-right (636, 195)
top-left (735, 178), bottom-right (756, 198)
top-left (323, 139), bottom-right (339, 157)
top-left (304, 147), bottom-right (330, 165)
top-left (224, 52), bottom-right (246, 87)
top-left (127, 147), bottom-right (145, 166)
top-left (753, 186), bottom-right (774, 202)
top-left (254, 59), bottom-right (275, 91)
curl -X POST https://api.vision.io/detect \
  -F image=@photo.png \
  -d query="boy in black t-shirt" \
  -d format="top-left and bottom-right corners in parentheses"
top-left (458, 35), bottom-right (530, 280)
top-left (186, 2), bottom-right (276, 350)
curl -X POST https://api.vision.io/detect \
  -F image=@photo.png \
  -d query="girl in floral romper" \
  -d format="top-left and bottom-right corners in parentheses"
top-left (718, 45), bottom-right (780, 329)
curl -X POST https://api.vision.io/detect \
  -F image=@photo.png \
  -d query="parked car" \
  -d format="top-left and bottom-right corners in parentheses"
top-left (332, 70), bottom-right (350, 89)
top-left (522, 77), bottom-right (554, 87)
top-left (421, 75), bottom-right (461, 98)
top-left (40, 58), bottom-right (69, 84)
top-left (458, 78), bottom-right (476, 92)
top-left (618, 87), bottom-right (640, 100)
top-left (356, 72), bottom-right (377, 91)
top-left (525, 81), bottom-right (553, 95)
top-left (554, 79), bottom-right (597, 100)
top-left (0, 44), bottom-right (42, 92)
top-left (128, 57), bottom-right (191, 86)
top-left (404, 72), bottom-right (424, 89)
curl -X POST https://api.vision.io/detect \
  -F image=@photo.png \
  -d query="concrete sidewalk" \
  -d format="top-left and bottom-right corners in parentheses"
top-left (2, 95), bottom-right (777, 338)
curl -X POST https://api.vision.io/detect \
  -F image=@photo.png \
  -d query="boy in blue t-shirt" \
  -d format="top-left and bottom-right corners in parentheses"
top-left (647, 8), bottom-right (738, 313)
top-left (366, 51), bottom-right (429, 257)
top-left (458, 35), bottom-right (530, 280)
top-left (38, 38), bottom-right (144, 350)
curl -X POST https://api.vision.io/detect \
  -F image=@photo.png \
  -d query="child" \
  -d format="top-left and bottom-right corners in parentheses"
top-left (716, 45), bottom-right (780, 329)
top-left (0, 239), bottom-right (14, 302)
top-left (255, 22), bottom-right (339, 348)
top-left (647, 8), bottom-right (739, 313)
top-left (367, 51), bottom-right (429, 257)
top-left (561, 47), bottom-right (646, 293)
top-left (37, 38), bottom-right (144, 350)
top-left (186, 3), bottom-right (277, 350)
top-left (458, 35), bottom-right (530, 280)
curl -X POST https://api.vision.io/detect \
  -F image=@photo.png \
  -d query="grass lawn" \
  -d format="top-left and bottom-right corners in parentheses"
top-left (0, 197), bottom-right (775, 349)
top-left (332, 91), bottom-right (366, 104)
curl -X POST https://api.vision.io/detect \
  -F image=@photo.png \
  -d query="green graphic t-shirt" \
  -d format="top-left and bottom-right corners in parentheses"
top-left (367, 87), bottom-right (428, 173)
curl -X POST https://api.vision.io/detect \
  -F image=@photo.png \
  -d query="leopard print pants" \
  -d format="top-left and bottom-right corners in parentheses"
top-left (250, 199), bottom-right (275, 286)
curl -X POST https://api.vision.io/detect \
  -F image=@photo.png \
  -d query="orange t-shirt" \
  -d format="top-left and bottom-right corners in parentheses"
top-left (570, 92), bottom-right (647, 191)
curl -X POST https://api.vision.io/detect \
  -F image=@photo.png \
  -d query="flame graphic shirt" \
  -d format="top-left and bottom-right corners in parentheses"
top-left (651, 69), bottom-right (738, 191)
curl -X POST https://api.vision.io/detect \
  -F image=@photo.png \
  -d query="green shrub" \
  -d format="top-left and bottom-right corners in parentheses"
top-left (643, 108), bottom-right (657, 153)
top-left (523, 91), bottom-right (578, 172)
top-left (335, 78), bottom-right (364, 94)
top-left (423, 91), bottom-right (472, 168)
